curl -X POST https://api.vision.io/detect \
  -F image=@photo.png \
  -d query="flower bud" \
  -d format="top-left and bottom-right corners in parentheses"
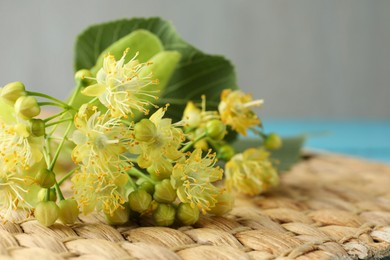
top-left (206, 119), bottom-right (226, 141)
top-left (29, 119), bottom-right (45, 137)
top-left (176, 203), bottom-right (199, 226)
top-left (153, 203), bottom-right (175, 226)
top-left (134, 119), bottom-right (156, 142)
top-left (218, 144), bottom-right (235, 161)
top-left (128, 189), bottom-right (152, 213)
top-left (37, 188), bottom-right (57, 202)
top-left (14, 96), bottom-right (40, 119)
top-left (35, 201), bottom-right (59, 226)
top-left (153, 179), bottom-right (176, 203)
top-left (183, 101), bottom-right (201, 128)
top-left (208, 191), bottom-right (234, 216)
top-left (74, 69), bottom-right (94, 86)
top-left (105, 203), bottom-right (130, 225)
top-left (138, 181), bottom-right (155, 195)
top-left (147, 160), bottom-right (172, 181)
top-left (58, 199), bottom-right (79, 224)
top-left (35, 169), bottom-right (56, 188)
top-left (1, 81), bottom-right (26, 105)
top-left (264, 133), bottom-right (282, 150)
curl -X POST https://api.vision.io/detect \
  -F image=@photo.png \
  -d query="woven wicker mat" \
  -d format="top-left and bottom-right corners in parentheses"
top-left (1, 154), bottom-right (390, 260)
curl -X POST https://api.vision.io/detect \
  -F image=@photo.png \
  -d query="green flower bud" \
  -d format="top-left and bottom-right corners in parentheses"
top-left (176, 203), bottom-right (200, 226)
top-left (218, 144), bottom-right (235, 161)
top-left (105, 203), bottom-right (130, 225)
top-left (264, 133), bottom-right (282, 150)
top-left (128, 189), bottom-right (152, 213)
top-left (37, 188), bottom-right (57, 202)
top-left (147, 161), bottom-right (172, 181)
top-left (35, 169), bottom-right (56, 188)
top-left (208, 191), bottom-right (234, 216)
top-left (1, 81), bottom-right (26, 105)
top-left (134, 119), bottom-right (156, 142)
top-left (58, 199), bottom-right (79, 224)
top-left (29, 119), bottom-right (45, 137)
top-left (14, 96), bottom-right (40, 119)
top-left (153, 203), bottom-right (175, 226)
top-left (206, 119), bottom-right (226, 141)
top-left (35, 201), bottom-right (59, 226)
top-left (138, 181), bottom-right (155, 195)
top-left (153, 179), bottom-right (176, 203)
top-left (74, 69), bottom-right (94, 86)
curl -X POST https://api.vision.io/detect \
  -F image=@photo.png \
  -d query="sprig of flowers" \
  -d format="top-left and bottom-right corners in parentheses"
top-left (0, 49), bottom-right (282, 227)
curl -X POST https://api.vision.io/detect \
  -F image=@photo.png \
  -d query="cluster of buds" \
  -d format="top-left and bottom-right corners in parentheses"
top-left (0, 50), bottom-right (281, 227)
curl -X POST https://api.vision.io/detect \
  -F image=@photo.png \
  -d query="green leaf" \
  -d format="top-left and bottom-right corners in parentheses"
top-left (74, 17), bottom-right (238, 121)
top-left (232, 135), bottom-right (305, 172)
top-left (90, 29), bottom-right (164, 74)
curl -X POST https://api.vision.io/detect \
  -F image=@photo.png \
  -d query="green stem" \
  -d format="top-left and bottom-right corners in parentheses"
top-left (68, 81), bottom-right (83, 107)
top-left (45, 188), bottom-right (51, 201)
top-left (128, 167), bottom-right (156, 184)
top-left (27, 91), bottom-right (72, 108)
top-left (54, 181), bottom-right (65, 201)
top-left (88, 96), bottom-right (99, 104)
top-left (127, 175), bottom-right (137, 189)
top-left (38, 101), bottom-right (70, 109)
top-left (181, 132), bottom-right (207, 152)
top-left (58, 167), bottom-right (79, 186)
top-left (45, 118), bottom-right (73, 127)
top-left (48, 122), bottom-right (73, 171)
top-left (43, 110), bottom-right (70, 123)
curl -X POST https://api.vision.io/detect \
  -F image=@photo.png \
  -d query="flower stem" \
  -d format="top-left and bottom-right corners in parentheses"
top-left (48, 122), bottom-right (73, 171)
top-left (43, 110), bottom-right (70, 123)
top-left (58, 167), bottom-right (79, 186)
top-left (181, 132), bottom-right (207, 152)
top-left (54, 181), bottom-right (65, 201)
top-left (45, 118), bottom-right (73, 127)
top-left (27, 91), bottom-right (71, 108)
top-left (128, 167), bottom-right (156, 185)
top-left (38, 101), bottom-right (70, 109)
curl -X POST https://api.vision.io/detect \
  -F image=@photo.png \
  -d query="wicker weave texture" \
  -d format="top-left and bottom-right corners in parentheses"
top-left (0, 154), bottom-right (389, 260)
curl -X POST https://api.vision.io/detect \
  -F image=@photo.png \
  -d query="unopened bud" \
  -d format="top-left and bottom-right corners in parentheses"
top-left (176, 203), bottom-right (199, 226)
top-left (37, 188), bottom-right (57, 202)
top-left (138, 181), bottom-right (155, 195)
top-left (206, 119), bottom-right (226, 141)
top-left (134, 119), bottom-right (156, 142)
top-left (105, 203), bottom-right (130, 225)
top-left (147, 160), bottom-right (172, 181)
top-left (15, 96), bottom-right (40, 119)
top-left (74, 69), bottom-right (94, 86)
top-left (153, 179), bottom-right (176, 203)
top-left (153, 203), bottom-right (175, 226)
top-left (35, 201), bottom-right (59, 226)
top-left (128, 189), bottom-right (152, 213)
top-left (35, 169), bottom-right (56, 188)
top-left (58, 199), bottom-right (79, 224)
top-left (29, 119), bottom-right (45, 137)
top-left (264, 133), bottom-right (282, 150)
top-left (218, 144), bottom-right (235, 161)
top-left (1, 81), bottom-right (26, 105)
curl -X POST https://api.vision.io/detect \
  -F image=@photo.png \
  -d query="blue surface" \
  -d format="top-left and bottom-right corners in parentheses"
top-left (262, 119), bottom-right (390, 164)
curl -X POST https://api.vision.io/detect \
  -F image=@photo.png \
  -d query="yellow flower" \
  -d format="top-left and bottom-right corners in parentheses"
top-left (71, 105), bottom-right (133, 172)
top-left (71, 166), bottom-right (129, 215)
top-left (0, 118), bottom-right (43, 173)
top-left (218, 89), bottom-right (263, 136)
top-left (81, 49), bottom-right (159, 118)
top-left (134, 107), bottom-right (185, 177)
top-left (171, 148), bottom-right (223, 214)
top-left (225, 148), bottom-right (279, 196)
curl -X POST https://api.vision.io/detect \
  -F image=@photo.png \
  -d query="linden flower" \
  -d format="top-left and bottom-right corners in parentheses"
top-left (182, 97), bottom-right (219, 129)
top-left (71, 104), bottom-right (134, 172)
top-left (171, 148), bottom-right (223, 214)
top-left (225, 148), bottom-right (279, 196)
top-left (81, 49), bottom-right (159, 118)
top-left (0, 118), bottom-right (43, 173)
top-left (218, 89), bottom-right (263, 136)
top-left (134, 107), bottom-right (185, 176)
top-left (71, 166), bottom-right (129, 215)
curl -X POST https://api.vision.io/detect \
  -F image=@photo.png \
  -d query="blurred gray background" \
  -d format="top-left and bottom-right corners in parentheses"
top-left (0, 0), bottom-right (389, 118)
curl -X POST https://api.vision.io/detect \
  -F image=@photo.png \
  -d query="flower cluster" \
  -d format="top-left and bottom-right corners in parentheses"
top-left (0, 48), bottom-right (281, 227)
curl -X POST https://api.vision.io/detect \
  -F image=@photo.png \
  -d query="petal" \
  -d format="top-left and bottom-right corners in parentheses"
top-left (81, 84), bottom-right (106, 97)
